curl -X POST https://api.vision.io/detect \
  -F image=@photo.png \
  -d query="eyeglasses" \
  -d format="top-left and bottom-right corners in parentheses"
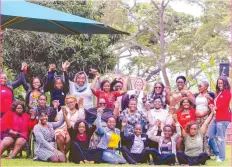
top-left (16, 107), bottom-right (23, 110)
top-left (67, 101), bottom-right (75, 105)
top-left (155, 87), bottom-right (162, 89)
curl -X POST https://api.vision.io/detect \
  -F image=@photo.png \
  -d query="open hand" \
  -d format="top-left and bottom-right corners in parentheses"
top-left (52, 100), bottom-right (60, 109)
top-left (48, 64), bottom-right (56, 72)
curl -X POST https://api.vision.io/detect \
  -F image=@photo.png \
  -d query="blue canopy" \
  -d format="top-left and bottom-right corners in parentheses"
top-left (1, 1), bottom-right (129, 35)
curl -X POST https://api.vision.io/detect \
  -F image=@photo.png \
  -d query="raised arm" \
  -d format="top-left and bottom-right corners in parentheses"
top-left (119, 77), bottom-right (127, 95)
top-left (91, 73), bottom-right (100, 93)
top-left (200, 106), bottom-right (215, 135)
top-left (43, 64), bottom-right (56, 92)
top-left (51, 112), bottom-right (64, 129)
top-left (62, 61), bottom-right (70, 93)
top-left (172, 114), bottom-right (181, 140)
top-left (20, 63), bottom-right (30, 91)
top-left (147, 125), bottom-right (161, 142)
top-left (34, 125), bottom-right (56, 151)
top-left (113, 101), bottom-right (120, 118)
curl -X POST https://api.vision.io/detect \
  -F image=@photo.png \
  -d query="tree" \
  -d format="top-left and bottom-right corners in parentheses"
top-left (2, 0), bottom-right (121, 80)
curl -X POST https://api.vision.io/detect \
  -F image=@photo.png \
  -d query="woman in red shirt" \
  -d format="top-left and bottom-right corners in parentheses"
top-left (91, 74), bottom-right (127, 109)
top-left (0, 101), bottom-right (36, 158)
top-left (0, 68), bottom-right (24, 117)
top-left (207, 76), bottom-right (231, 162)
top-left (176, 97), bottom-right (196, 150)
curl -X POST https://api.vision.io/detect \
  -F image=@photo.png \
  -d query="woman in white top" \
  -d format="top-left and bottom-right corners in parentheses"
top-left (62, 61), bottom-right (98, 109)
top-left (127, 77), bottom-right (146, 114)
top-left (195, 81), bottom-right (214, 156)
top-left (55, 96), bottom-right (85, 154)
top-left (146, 96), bottom-right (171, 137)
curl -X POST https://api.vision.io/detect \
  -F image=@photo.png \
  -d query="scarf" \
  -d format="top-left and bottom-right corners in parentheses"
top-left (74, 82), bottom-right (87, 93)
top-left (76, 132), bottom-right (87, 141)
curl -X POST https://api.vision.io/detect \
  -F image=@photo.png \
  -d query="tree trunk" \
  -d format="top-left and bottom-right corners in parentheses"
top-left (159, 2), bottom-right (170, 87)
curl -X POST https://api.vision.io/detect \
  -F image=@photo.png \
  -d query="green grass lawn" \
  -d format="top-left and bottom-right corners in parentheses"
top-left (1, 146), bottom-right (231, 166)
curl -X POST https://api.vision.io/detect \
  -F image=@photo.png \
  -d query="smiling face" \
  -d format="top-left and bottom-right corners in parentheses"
top-left (15, 104), bottom-right (24, 115)
top-left (153, 98), bottom-right (162, 109)
top-left (107, 117), bottom-right (116, 129)
top-left (135, 79), bottom-right (143, 91)
top-left (181, 99), bottom-right (191, 109)
top-left (102, 82), bottom-right (110, 93)
top-left (134, 124), bottom-right (142, 136)
top-left (66, 98), bottom-right (76, 110)
top-left (114, 82), bottom-right (123, 91)
top-left (154, 83), bottom-right (163, 94)
top-left (0, 74), bottom-right (7, 85)
top-left (39, 112), bottom-right (48, 125)
top-left (38, 95), bottom-right (47, 107)
top-left (76, 74), bottom-right (86, 87)
top-left (55, 79), bottom-right (63, 90)
top-left (128, 100), bottom-right (137, 112)
top-left (176, 78), bottom-right (185, 90)
top-left (32, 78), bottom-right (41, 89)
top-left (189, 124), bottom-right (198, 136)
top-left (217, 79), bottom-right (224, 91)
top-left (78, 122), bottom-right (86, 134)
top-left (98, 98), bottom-right (106, 109)
top-left (198, 82), bottom-right (208, 93)
top-left (163, 126), bottom-right (173, 139)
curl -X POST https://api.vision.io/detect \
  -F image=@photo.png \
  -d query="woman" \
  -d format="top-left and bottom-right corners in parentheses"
top-left (91, 73), bottom-right (127, 109)
top-left (195, 81), bottom-right (214, 155)
top-left (177, 109), bottom-right (215, 165)
top-left (166, 76), bottom-right (195, 113)
top-left (34, 94), bottom-right (57, 122)
top-left (62, 60), bottom-right (99, 109)
top-left (121, 122), bottom-right (157, 164)
top-left (110, 78), bottom-right (129, 111)
top-left (43, 63), bottom-right (69, 110)
top-left (96, 110), bottom-right (127, 164)
top-left (176, 97), bottom-right (196, 151)
top-left (147, 114), bottom-right (181, 165)
top-left (0, 64), bottom-right (25, 117)
top-left (119, 98), bottom-right (147, 136)
top-left (127, 77), bottom-right (146, 113)
top-left (0, 101), bottom-right (36, 158)
top-left (146, 96), bottom-right (169, 135)
top-left (207, 76), bottom-right (231, 162)
top-left (68, 120), bottom-right (102, 164)
top-left (33, 111), bottom-right (66, 162)
top-left (55, 96), bottom-right (85, 154)
top-left (148, 82), bottom-right (168, 109)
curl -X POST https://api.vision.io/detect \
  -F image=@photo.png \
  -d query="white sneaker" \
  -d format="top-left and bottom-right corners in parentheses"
top-left (216, 156), bottom-right (223, 162)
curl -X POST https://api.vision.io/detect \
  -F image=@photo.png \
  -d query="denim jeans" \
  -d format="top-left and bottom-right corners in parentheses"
top-left (207, 116), bottom-right (230, 161)
top-left (102, 149), bottom-right (127, 164)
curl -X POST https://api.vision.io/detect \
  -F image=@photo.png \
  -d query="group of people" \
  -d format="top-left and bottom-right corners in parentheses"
top-left (0, 61), bottom-right (231, 165)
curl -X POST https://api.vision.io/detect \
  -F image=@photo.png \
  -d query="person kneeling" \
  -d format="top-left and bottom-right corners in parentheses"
top-left (177, 108), bottom-right (215, 166)
top-left (121, 121), bottom-right (156, 164)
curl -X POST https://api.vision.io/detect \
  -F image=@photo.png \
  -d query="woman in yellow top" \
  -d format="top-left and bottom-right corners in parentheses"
top-left (96, 109), bottom-right (127, 164)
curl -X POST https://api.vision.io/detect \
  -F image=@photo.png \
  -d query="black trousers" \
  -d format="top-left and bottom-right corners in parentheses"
top-left (149, 148), bottom-right (176, 165)
top-left (69, 141), bottom-right (103, 164)
top-left (177, 151), bottom-right (208, 166)
top-left (121, 146), bottom-right (151, 164)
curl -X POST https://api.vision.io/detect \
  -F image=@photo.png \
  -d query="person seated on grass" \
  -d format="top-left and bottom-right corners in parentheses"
top-left (96, 109), bottom-right (127, 164)
top-left (33, 110), bottom-right (66, 163)
top-left (147, 114), bottom-right (181, 165)
top-left (121, 121), bottom-right (157, 164)
top-left (176, 106), bottom-right (215, 166)
top-left (0, 101), bottom-right (36, 159)
top-left (68, 119), bottom-right (102, 164)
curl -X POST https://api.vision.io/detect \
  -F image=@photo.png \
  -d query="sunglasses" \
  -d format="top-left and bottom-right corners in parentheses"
top-left (155, 87), bottom-right (162, 89)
